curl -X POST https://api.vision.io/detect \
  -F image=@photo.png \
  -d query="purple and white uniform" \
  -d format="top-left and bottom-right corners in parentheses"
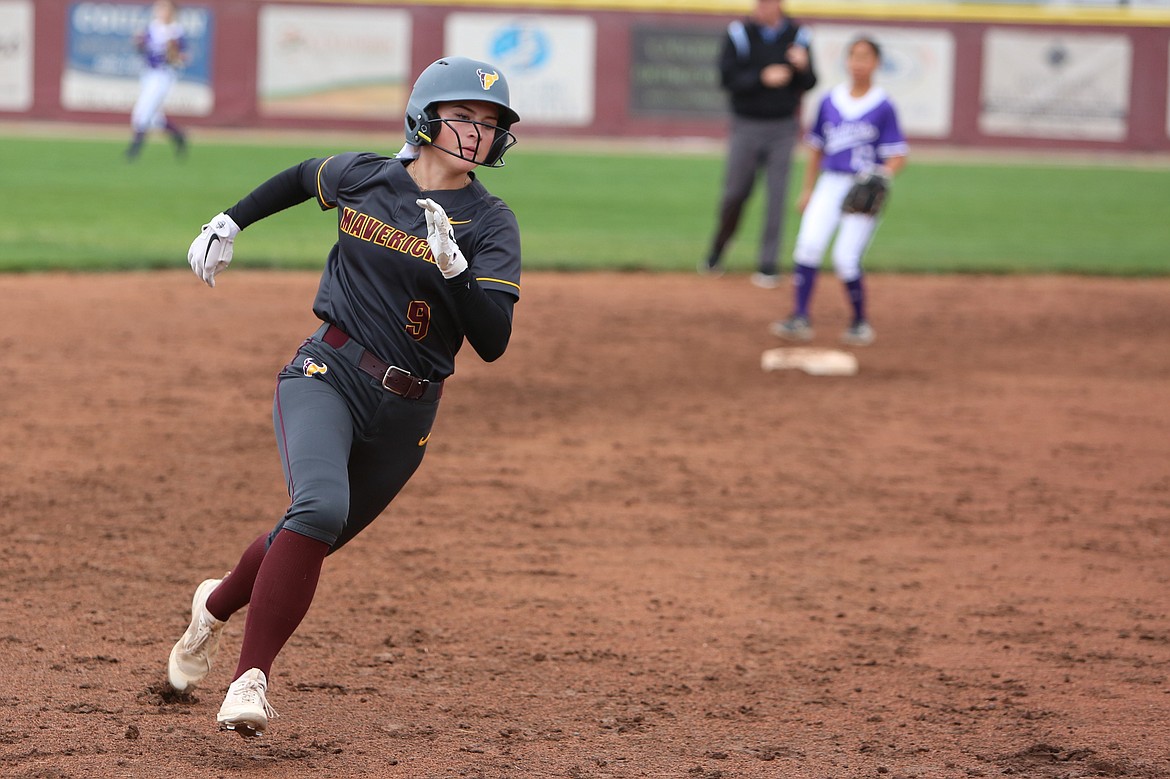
top-left (130, 17), bottom-right (185, 132)
top-left (793, 84), bottom-right (908, 280)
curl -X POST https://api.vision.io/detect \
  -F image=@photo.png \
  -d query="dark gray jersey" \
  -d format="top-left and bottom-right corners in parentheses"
top-left (307, 152), bottom-right (521, 381)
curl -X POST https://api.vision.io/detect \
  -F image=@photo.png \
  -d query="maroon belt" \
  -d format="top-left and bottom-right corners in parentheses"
top-left (321, 325), bottom-right (442, 401)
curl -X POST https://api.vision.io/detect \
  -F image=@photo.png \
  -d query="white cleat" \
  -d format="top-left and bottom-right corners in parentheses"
top-left (217, 668), bottom-right (278, 738)
top-left (167, 578), bottom-right (225, 692)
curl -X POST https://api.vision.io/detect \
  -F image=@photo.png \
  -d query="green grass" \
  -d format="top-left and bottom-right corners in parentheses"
top-left (2, 134), bottom-right (1167, 274)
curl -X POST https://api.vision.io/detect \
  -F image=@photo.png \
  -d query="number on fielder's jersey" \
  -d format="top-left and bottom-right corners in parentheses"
top-left (850, 146), bottom-right (876, 172)
top-left (405, 300), bottom-right (431, 340)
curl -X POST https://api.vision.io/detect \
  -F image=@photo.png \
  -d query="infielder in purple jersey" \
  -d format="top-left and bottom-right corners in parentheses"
top-left (771, 37), bottom-right (908, 346)
top-left (165, 57), bottom-right (521, 738)
top-left (126, 0), bottom-right (187, 160)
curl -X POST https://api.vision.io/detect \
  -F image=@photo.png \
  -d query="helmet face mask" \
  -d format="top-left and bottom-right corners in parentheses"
top-left (414, 111), bottom-right (518, 168)
top-left (404, 57), bottom-right (519, 167)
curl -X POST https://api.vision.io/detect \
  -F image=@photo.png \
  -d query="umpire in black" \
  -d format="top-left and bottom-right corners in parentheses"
top-left (701, 0), bottom-right (816, 288)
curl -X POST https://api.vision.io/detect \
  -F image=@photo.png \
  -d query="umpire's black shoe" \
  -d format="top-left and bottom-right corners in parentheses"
top-left (697, 255), bottom-right (725, 278)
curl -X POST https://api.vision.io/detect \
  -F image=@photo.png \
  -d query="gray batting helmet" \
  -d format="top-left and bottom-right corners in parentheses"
top-left (403, 56), bottom-right (520, 167)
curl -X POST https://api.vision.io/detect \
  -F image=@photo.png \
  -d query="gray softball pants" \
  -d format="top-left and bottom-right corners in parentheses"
top-left (710, 115), bottom-right (800, 275)
top-left (268, 330), bottom-right (439, 552)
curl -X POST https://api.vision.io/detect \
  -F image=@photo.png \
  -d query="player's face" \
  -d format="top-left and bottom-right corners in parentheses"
top-left (433, 101), bottom-right (503, 168)
top-left (846, 42), bottom-right (880, 84)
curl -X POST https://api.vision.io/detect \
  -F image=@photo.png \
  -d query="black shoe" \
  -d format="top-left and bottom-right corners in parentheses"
top-left (697, 255), bottom-right (724, 278)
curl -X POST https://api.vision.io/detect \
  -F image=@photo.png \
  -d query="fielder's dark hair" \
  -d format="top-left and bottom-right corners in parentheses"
top-left (848, 36), bottom-right (882, 61)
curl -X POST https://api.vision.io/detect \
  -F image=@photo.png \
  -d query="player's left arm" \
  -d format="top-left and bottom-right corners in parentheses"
top-left (875, 102), bottom-right (909, 178)
top-left (167, 33), bottom-right (188, 67)
top-left (417, 198), bottom-right (519, 362)
top-left (881, 155), bottom-right (907, 178)
top-left (445, 281), bottom-right (515, 362)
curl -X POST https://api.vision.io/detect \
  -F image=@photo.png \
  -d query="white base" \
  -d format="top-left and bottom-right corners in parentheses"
top-left (761, 347), bottom-right (859, 377)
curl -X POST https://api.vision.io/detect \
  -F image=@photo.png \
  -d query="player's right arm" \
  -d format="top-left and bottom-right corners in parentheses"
top-left (796, 146), bottom-right (823, 213)
top-left (796, 97), bottom-right (829, 212)
top-left (187, 156), bottom-right (343, 287)
top-left (224, 160), bottom-right (328, 228)
top-left (217, 152), bottom-right (378, 229)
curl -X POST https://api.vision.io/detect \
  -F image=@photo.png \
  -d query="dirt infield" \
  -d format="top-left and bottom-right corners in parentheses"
top-left (1, 271), bottom-right (1167, 779)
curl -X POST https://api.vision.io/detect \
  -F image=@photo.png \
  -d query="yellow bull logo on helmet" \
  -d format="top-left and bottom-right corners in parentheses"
top-left (477, 69), bottom-right (499, 90)
top-left (302, 358), bottom-right (328, 377)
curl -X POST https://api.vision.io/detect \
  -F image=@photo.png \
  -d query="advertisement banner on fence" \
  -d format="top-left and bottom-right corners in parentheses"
top-left (258, 5), bottom-right (411, 119)
top-left (0, 0), bottom-right (33, 112)
top-left (980, 29), bottom-right (1130, 141)
top-left (628, 24), bottom-right (725, 118)
top-left (802, 25), bottom-right (955, 139)
top-left (446, 14), bottom-right (596, 127)
top-left (60, 2), bottom-right (213, 115)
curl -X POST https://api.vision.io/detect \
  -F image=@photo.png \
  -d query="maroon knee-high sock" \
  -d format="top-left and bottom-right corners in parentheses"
top-left (233, 529), bottom-right (329, 680)
top-left (205, 533), bottom-right (268, 622)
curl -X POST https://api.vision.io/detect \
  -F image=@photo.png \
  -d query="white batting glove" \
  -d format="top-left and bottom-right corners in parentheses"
top-left (416, 198), bottom-right (468, 279)
top-left (187, 212), bottom-right (241, 288)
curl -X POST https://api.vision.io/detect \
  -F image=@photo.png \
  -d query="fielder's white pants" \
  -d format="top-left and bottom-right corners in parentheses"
top-left (131, 67), bottom-right (177, 132)
top-left (792, 171), bottom-right (879, 283)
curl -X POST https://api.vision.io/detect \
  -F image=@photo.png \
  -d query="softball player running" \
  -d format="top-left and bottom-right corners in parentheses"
top-left (126, 0), bottom-right (188, 160)
top-left (166, 56), bottom-right (521, 737)
top-left (771, 36), bottom-right (908, 346)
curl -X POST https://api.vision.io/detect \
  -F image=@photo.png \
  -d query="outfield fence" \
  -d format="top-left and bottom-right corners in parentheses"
top-left (4, 0), bottom-right (1170, 152)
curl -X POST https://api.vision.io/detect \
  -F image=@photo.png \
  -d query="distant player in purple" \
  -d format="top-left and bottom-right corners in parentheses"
top-left (771, 36), bottom-right (908, 346)
top-left (126, 0), bottom-right (188, 160)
